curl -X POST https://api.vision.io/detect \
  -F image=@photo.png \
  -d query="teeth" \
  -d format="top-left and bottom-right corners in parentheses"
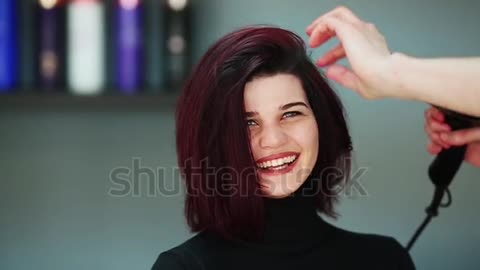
top-left (256, 155), bottom-right (297, 169)
top-left (271, 164), bottom-right (288, 170)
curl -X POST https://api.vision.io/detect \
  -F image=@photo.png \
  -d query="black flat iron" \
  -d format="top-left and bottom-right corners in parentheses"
top-left (407, 107), bottom-right (480, 251)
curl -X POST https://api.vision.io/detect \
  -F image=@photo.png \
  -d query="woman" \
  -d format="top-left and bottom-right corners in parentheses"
top-left (152, 26), bottom-right (415, 270)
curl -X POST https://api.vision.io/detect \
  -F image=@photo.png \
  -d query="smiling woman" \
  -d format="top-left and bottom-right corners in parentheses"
top-left (244, 74), bottom-right (320, 199)
top-left (152, 26), bottom-right (416, 270)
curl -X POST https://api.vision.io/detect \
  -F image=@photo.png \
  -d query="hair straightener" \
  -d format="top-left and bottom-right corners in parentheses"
top-left (406, 107), bottom-right (480, 251)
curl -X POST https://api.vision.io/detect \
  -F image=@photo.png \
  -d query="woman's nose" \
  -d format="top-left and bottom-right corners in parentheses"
top-left (258, 125), bottom-right (288, 149)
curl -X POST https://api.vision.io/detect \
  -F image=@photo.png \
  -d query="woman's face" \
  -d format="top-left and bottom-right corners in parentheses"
top-left (244, 73), bottom-right (319, 198)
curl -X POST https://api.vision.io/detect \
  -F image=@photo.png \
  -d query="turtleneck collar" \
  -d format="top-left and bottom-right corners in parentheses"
top-left (261, 177), bottom-right (329, 246)
top-left (218, 177), bottom-right (334, 254)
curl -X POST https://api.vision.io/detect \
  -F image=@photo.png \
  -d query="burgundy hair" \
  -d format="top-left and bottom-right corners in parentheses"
top-left (175, 26), bottom-right (352, 241)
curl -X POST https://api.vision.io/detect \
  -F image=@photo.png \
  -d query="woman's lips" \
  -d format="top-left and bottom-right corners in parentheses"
top-left (255, 151), bottom-right (300, 163)
top-left (257, 154), bottom-right (300, 176)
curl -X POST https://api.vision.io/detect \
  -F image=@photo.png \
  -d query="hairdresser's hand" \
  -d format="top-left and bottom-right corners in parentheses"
top-left (306, 6), bottom-right (400, 100)
top-left (425, 107), bottom-right (480, 167)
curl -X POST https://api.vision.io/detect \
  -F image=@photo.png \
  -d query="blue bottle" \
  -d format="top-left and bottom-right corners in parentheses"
top-left (0, 0), bottom-right (18, 92)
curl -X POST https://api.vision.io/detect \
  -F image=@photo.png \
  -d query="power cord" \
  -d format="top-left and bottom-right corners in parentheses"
top-left (406, 187), bottom-right (452, 251)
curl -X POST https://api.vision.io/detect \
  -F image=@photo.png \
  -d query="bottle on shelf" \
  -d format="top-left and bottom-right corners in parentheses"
top-left (0, 0), bottom-right (19, 92)
top-left (144, 0), bottom-right (165, 93)
top-left (34, 0), bottom-right (66, 91)
top-left (19, 0), bottom-right (35, 91)
top-left (162, 0), bottom-right (192, 90)
top-left (114, 0), bottom-right (144, 95)
top-left (67, 0), bottom-right (106, 95)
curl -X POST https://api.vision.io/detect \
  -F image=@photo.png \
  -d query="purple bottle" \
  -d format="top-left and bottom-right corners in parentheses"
top-left (115, 0), bottom-right (143, 94)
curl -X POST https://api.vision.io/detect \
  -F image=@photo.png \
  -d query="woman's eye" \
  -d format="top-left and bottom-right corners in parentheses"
top-left (246, 119), bottom-right (257, 126)
top-left (282, 111), bottom-right (302, 118)
top-left (246, 112), bottom-right (302, 126)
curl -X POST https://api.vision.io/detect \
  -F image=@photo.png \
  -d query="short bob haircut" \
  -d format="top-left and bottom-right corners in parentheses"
top-left (176, 26), bottom-right (352, 241)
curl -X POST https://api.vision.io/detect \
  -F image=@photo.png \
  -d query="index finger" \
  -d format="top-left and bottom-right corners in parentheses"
top-left (306, 6), bottom-right (361, 35)
top-left (308, 16), bottom-right (346, 48)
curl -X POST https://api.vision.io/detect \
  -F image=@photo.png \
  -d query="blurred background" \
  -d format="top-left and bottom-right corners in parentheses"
top-left (1, 0), bottom-right (479, 269)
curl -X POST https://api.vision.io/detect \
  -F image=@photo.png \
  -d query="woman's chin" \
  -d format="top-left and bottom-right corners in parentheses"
top-left (259, 182), bottom-right (298, 198)
top-left (262, 192), bottom-right (292, 199)
top-left (258, 173), bottom-right (309, 198)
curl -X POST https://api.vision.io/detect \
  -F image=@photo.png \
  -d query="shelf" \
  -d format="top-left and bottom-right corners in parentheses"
top-left (0, 92), bottom-right (180, 112)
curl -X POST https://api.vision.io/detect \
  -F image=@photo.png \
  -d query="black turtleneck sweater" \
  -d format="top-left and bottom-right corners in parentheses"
top-left (152, 191), bottom-right (416, 270)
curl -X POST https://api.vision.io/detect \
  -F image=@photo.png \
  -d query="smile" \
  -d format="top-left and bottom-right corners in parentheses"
top-left (256, 155), bottom-right (297, 169)
top-left (255, 153), bottom-right (300, 175)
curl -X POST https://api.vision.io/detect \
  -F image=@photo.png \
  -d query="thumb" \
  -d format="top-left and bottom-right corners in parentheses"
top-left (440, 127), bottom-right (480, 146)
top-left (325, 64), bottom-right (361, 93)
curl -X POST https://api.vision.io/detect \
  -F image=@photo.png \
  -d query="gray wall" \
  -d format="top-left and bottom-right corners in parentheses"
top-left (2, 0), bottom-right (480, 269)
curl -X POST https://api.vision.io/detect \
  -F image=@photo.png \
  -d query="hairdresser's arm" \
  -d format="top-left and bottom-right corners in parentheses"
top-left (306, 6), bottom-right (480, 117)
top-left (390, 54), bottom-right (480, 117)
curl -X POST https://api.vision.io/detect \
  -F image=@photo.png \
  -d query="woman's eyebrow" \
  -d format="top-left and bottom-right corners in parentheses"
top-left (279, 101), bottom-right (309, 110)
top-left (245, 101), bottom-right (309, 117)
top-left (245, 111), bottom-right (258, 117)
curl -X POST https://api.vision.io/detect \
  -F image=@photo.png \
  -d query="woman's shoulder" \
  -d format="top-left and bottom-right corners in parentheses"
top-left (332, 225), bottom-right (406, 250)
top-left (151, 225), bottom-right (415, 270)
top-left (328, 224), bottom-right (416, 269)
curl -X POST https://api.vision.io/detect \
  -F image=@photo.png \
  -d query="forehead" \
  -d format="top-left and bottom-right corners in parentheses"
top-left (244, 73), bottom-right (307, 110)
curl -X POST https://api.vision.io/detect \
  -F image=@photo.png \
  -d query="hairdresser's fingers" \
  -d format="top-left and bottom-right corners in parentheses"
top-left (307, 16), bottom-right (327, 36)
top-left (317, 43), bottom-right (346, 67)
top-left (428, 122), bottom-right (452, 149)
top-left (309, 27), bottom-right (336, 49)
top-left (432, 108), bottom-right (446, 122)
top-left (439, 127), bottom-right (480, 146)
top-left (425, 108), bottom-right (450, 132)
top-left (425, 106), bottom-right (453, 147)
top-left (306, 6), bottom-right (361, 35)
top-left (333, 6), bottom-right (363, 22)
top-left (425, 122), bottom-right (451, 149)
top-left (425, 110), bottom-right (451, 132)
top-left (309, 16), bottom-right (345, 48)
top-left (427, 142), bottom-right (442, 155)
top-left (425, 107), bottom-right (438, 122)
top-left (429, 120), bottom-right (451, 133)
top-left (308, 10), bottom-right (364, 49)
top-left (324, 64), bottom-right (361, 94)
top-left (426, 106), bottom-right (446, 123)
top-left (465, 143), bottom-right (480, 167)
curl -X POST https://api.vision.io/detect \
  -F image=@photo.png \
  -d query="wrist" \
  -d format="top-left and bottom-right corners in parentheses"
top-left (388, 52), bottom-right (419, 101)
